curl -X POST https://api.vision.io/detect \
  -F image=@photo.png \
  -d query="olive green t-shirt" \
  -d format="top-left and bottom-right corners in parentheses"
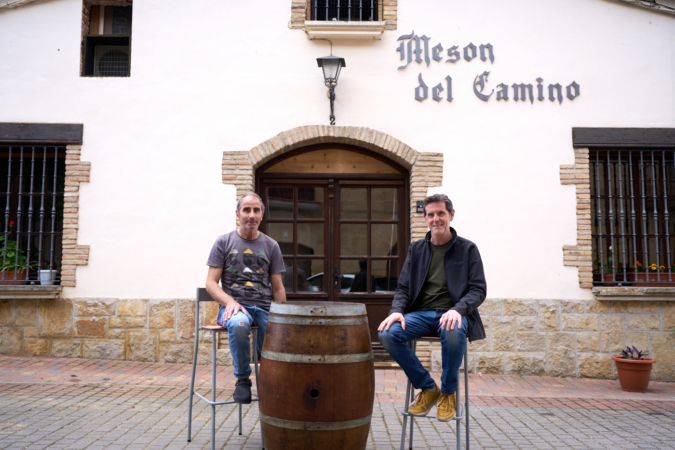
top-left (414, 240), bottom-right (453, 311)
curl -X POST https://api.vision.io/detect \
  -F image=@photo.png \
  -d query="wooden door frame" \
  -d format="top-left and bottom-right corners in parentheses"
top-left (256, 144), bottom-right (411, 299)
top-left (256, 144), bottom-right (410, 359)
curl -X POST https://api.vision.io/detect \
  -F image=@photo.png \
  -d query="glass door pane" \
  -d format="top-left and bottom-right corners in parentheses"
top-left (300, 259), bottom-right (324, 292)
top-left (340, 224), bottom-right (367, 256)
top-left (371, 187), bottom-right (397, 220)
top-left (372, 259), bottom-right (397, 292)
top-left (340, 188), bottom-right (367, 219)
top-left (267, 223), bottom-right (293, 255)
top-left (262, 184), bottom-right (327, 295)
top-left (267, 187), bottom-right (293, 219)
top-left (298, 187), bottom-right (324, 218)
top-left (337, 184), bottom-right (402, 294)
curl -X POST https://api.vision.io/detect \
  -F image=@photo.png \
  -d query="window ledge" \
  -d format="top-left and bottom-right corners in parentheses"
top-left (304, 21), bottom-right (386, 40)
top-left (0, 285), bottom-right (62, 300)
top-left (592, 286), bottom-right (675, 301)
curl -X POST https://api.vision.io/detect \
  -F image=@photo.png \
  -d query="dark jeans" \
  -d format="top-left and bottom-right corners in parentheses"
top-left (378, 309), bottom-right (467, 395)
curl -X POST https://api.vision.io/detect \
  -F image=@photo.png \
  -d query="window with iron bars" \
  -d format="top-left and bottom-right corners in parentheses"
top-left (591, 149), bottom-right (675, 286)
top-left (0, 146), bottom-right (66, 285)
top-left (311, 0), bottom-right (379, 21)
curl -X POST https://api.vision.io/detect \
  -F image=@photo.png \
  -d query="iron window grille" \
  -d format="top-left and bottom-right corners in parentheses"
top-left (591, 149), bottom-right (675, 286)
top-left (312, 0), bottom-right (378, 21)
top-left (0, 146), bottom-right (66, 285)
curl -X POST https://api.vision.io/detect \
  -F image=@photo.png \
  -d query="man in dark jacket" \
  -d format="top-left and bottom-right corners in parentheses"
top-left (378, 193), bottom-right (486, 421)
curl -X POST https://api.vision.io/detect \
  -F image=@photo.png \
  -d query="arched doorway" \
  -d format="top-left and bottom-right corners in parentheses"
top-left (256, 143), bottom-right (410, 360)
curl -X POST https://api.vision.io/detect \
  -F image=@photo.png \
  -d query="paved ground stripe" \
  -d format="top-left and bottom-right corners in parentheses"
top-left (1, 354), bottom-right (675, 449)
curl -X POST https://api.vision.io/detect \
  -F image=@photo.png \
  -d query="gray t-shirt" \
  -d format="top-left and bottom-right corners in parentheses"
top-left (206, 230), bottom-right (286, 310)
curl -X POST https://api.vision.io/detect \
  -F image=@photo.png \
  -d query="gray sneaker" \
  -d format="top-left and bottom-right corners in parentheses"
top-left (233, 378), bottom-right (252, 404)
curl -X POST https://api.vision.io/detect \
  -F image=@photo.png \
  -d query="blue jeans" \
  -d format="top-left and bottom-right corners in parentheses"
top-left (217, 305), bottom-right (269, 379)
top-left (378, 309), bottom-right (467, 395)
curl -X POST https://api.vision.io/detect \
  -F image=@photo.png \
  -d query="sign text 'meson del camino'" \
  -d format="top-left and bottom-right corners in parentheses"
top-left (397, 31), bottom-right (581, 104)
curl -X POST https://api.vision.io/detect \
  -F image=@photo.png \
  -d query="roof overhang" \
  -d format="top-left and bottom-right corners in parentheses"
top-left (605, 0), bottom-right (675, 16)
top-left (0, 0), bottom-right (51, 10)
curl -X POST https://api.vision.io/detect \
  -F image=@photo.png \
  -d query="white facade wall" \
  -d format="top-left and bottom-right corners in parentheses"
top-left (1, 0), bottom-right (674, 301)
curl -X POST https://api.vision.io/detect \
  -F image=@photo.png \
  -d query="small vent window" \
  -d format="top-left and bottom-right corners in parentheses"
top-left (81, 2), bottom-right (133, 77)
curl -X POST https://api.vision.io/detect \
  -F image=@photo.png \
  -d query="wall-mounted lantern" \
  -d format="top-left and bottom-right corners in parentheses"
top-left (416, 201), bottom-right (425, 214)
top-left (317, 54), bottom-right (346, 125)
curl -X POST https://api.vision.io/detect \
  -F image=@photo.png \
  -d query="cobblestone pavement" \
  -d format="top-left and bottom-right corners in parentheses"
top-left (1, 355), bottom-right (674, 449)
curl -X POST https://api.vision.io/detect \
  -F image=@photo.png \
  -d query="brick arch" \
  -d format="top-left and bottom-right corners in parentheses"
top-left (222, 125), bottom-right (443, 241)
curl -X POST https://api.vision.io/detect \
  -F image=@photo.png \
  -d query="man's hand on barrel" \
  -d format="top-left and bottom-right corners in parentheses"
top-left (378, 312), bottom-right (405, 332)
top-left (439, 309), bottom-right (462, 331)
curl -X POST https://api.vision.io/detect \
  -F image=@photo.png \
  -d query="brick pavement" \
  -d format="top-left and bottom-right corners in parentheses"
top-left (0, 355), bottom-right (674, 449)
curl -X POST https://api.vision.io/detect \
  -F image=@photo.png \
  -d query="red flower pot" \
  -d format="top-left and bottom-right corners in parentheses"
top-left (612, 356), bottom-right (656, 393)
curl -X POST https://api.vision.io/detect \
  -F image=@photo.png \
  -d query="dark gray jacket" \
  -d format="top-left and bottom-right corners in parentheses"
top-left (389, 227), bottom-right (487, 342)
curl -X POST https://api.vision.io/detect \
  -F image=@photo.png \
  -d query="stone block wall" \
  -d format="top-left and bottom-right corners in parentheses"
top-left (0, 298), bottom-right (231, 366)
top-left (424, 299), bottom-right (675, 381)
top-left (2, 297), bottom-right (673, 381)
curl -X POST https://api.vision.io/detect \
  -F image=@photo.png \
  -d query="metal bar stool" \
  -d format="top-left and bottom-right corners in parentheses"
top-left (400, 337), bottom-right (470, 450)
top-left (187, 288), bottom-right (264, 450)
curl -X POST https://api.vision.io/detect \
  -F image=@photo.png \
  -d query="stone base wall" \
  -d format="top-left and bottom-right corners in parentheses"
top-left (1, 297), bottom-right (673, 381)
top-left (0, 298), bottom-right (231, 365)
top-left (422, 299), bottom-right (675, 381)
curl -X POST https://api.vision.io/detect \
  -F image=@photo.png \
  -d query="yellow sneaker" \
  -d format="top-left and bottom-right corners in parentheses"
top-left (407, 383), bottom-right (441, 417)
top-left (436, 392), bottom-right (457, 422)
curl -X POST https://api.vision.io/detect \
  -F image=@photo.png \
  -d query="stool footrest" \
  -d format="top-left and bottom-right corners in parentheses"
top-left (193, 390), bottom-right (259, 406)
top-left (401, 404), bottom-right (465, 421)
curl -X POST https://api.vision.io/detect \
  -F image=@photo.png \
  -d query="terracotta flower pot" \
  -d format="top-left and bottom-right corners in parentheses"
top-left (612, 356), bottom-right (656, 393)
top-left (602, 273), bottom-right (626, 285)
top-left (627, 272), bottom-right (675, 287)
top-left (0, 270), bottom-right (27, 285)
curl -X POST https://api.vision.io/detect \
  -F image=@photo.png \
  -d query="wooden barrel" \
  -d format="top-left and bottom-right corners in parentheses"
top-left (258, 301), bottom-right (375, 450)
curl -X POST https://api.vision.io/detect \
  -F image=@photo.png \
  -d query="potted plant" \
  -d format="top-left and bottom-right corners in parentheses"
top-left (627, 262), bottom-right (675, 286)
top-left (0, 225), bottom-right (37, 285)
top-left (38, 265), bottom-right (58, 285)
top-left (612, 346), bottom-right (656, 393)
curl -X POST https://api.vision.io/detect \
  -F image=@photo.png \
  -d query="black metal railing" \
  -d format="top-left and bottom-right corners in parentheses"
top-left (313, 0), bottom-right (378, 21)
top-left (592, 149), bottom-right (675, 285)
top-left (0, 145), bottom-right (65, 285)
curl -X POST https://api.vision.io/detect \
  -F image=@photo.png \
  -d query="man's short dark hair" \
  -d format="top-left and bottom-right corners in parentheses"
top-left (236, 193), bottom-right (265, 213)
top-left (423, 194), bottom-right (453, 216)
